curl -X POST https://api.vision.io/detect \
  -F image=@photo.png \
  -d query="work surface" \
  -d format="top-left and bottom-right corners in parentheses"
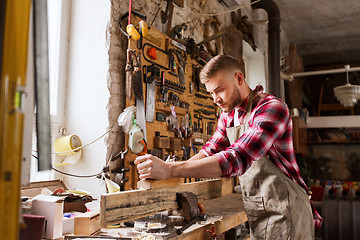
top-left (98, 193), bottom-right (247, 239)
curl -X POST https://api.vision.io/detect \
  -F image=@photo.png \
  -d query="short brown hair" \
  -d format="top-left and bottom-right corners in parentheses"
top-left (200, 55), bottom-right (244, 83)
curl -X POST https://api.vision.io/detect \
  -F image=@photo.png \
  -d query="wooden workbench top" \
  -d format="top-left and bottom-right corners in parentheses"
top-left (99, 193), bottom-right (247, 239)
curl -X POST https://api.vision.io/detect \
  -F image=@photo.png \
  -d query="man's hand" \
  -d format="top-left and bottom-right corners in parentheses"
top-left (134, 154), bottom-right (171, 180)
top-left (135, 153), bottom-right (222, 180)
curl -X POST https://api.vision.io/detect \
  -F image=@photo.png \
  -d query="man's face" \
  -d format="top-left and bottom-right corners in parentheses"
top-left (205, 70), bottom-right (242, 113)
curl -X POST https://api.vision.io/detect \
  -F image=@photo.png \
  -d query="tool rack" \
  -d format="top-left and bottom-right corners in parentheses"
top-left (123, 16), bottom-right (219, 190)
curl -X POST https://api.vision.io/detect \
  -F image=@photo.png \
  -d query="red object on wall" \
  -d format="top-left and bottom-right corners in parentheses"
top-left (147, 47), bottom-right (157, 60)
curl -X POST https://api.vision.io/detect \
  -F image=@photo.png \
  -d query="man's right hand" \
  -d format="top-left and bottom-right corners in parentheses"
top-left (134, 154), bottom-right (171, 180)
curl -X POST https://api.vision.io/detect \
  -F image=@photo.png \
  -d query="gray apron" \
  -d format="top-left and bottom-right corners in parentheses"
top-left (226, 91), bottom-right (314, 239)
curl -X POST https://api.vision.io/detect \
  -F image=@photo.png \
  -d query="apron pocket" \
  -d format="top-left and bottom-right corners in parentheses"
top-left (242, 195), bottom-right (268, 239)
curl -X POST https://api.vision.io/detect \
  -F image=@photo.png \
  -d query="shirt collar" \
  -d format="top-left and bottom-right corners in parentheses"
top-left (226, 85), bottom-right (264, 117)
top-left (236, 85), bottom-right (264, 113)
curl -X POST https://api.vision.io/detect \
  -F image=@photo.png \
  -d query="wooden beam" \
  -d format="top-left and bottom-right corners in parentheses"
top-left (307, 116), bottom-right (360, 128)
top-left (137, 178), bottom-right (182, 190)
top-left (101, 179), bottom-right (223, 227)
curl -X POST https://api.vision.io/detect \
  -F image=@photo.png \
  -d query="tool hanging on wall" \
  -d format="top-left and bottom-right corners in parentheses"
top-left (173, 49), bottom-right (187, 85)
top-left (119, 10), bottom-right (148, 40)
top-left (133, 53), bottom-right (143, 100)
top-left (161, 0), bottom-right (174, 35)
top-left (155, 79), bottom-right (186, 93)
top-left (119, 8), bottom-right (148, 100)
top-left (147, 47), bottom-right (157, 60)
top-left (129, 121), bottom-right (147, 156)
top-left (192, 64), bottom-right (201, 92)
top-left (202, 17), bottom-right (222, 56)
top-left (135, 54), bottom-right (147, 141)
top-left (194, 102), bottom-right (215, 109)
top-left (160, 71), bottom-right (168, 103)
top-left (144, 65), bottom-right (160, 122)
top-left (125, 49), bottom-right (135, 99)
top-left (169, 23), bottom-right (187, 40)
top-left (142, 42), bottom-right (170, 70)
top-left (110, 149), bottom-right (129, 191)
top-left (138, 20), bottom-right (149, 49)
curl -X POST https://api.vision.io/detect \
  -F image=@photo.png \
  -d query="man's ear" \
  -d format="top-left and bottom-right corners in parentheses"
top-left (235, 72), bottom-right (244, 85)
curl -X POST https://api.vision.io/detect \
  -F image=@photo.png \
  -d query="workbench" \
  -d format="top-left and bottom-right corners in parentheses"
top-left (96, 178), bottom-right (248, 239)
top-left (92, 193), bottom-right (247, 239)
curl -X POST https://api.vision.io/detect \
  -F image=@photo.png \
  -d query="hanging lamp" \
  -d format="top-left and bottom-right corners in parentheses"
top-left (333, 65), bottom-right (360, 107)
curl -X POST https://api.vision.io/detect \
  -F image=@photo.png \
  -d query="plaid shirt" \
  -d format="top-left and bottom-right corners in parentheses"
top-left (201, 85), bottom-right (322, 230)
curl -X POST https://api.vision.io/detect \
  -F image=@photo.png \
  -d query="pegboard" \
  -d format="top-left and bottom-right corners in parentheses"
top-left (123, 16), bottom-right (219, 190)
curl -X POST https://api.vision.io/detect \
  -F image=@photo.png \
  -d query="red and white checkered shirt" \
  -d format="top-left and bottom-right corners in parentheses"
top-left (201, 85), bottom-right (323, 230)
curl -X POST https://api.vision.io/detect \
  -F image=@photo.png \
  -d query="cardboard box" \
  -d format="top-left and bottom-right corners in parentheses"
top-left (63, 216), bottom-right (75, 235)
top-left (74, 212), bottom-right (100, 236)
top-left (21, 180), bottom-right (90, 213)
top-left (31, 194), bottom-right (65, 239)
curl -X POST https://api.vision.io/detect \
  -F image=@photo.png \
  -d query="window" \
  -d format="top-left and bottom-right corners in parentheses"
top-left (243, 41), bottom-right (267, 92)
top-left (29, 0), bottom-right (69, 182)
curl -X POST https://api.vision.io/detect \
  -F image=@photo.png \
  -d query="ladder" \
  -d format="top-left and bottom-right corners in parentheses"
top-left (0, 0), bottom-right (31, 239)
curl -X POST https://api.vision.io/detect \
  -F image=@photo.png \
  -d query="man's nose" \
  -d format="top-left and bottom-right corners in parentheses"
top-left (213, 94), bottom-right (220, 104)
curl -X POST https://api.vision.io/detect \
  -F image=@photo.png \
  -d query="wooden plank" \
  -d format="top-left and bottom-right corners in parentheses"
top-left (307, 116), bottom-right (360, 128)
top-left (137, 178), bottom-right (182, 190)
top-left (101, 179), bottom-right (223, 227)
top-left (221, 177), bottom-right (234, 196)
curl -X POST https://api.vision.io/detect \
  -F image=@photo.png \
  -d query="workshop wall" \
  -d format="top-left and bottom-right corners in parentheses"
top-left (105, 0), bottom-right (286, 190)
top-left (62, 0), bottom-right (111, 199)
top-left (305, 145), bottom-right (360, 181)
top-left (106, 0), bottom-right (287, 189)
top-left (57, 0), bottom-right (291, 198)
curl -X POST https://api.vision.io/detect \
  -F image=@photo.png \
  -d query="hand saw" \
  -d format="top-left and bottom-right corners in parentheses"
top-left (134, 54), bottom-right (147, 141)
top-left (143, 65), bottom-right (160, 122)
top-left (133, 53), bottom-right (143, 100)
top-left (125, 49), bottom-right (135, 99)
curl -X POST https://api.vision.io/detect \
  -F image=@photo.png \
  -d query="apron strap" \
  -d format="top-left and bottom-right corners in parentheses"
top-left (245, 90), bottom-right (254, 123)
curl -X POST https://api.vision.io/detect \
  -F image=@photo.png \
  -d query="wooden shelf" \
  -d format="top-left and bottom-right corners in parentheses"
top-left (307, 116), bottom-right (360, 128)
top-left (308, 140), bottom-right (360, 144)
top-left (307, 127), bottom-right (360, 144)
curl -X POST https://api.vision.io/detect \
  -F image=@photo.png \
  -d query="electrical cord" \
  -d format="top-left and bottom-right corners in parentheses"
top-left (51, 166), bottom-right (102, 178)
top-left (151, 3), bottom-right (162, 25)
top-left (31, 153), bottom-right (103, 178)
top-left (173, 0), bottom-right (261, 17)
top-left (32, 126), bottom-right (113, 155)
top-left (30, 125), bottom-right (119, 178)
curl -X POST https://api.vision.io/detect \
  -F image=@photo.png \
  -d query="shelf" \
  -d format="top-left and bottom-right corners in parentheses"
top-left (307, 116), bottom-right (360, 129)
top-left (307, 127), bottom-right (360, 144)
top-left (308, 140), bottom-right (360, 144)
